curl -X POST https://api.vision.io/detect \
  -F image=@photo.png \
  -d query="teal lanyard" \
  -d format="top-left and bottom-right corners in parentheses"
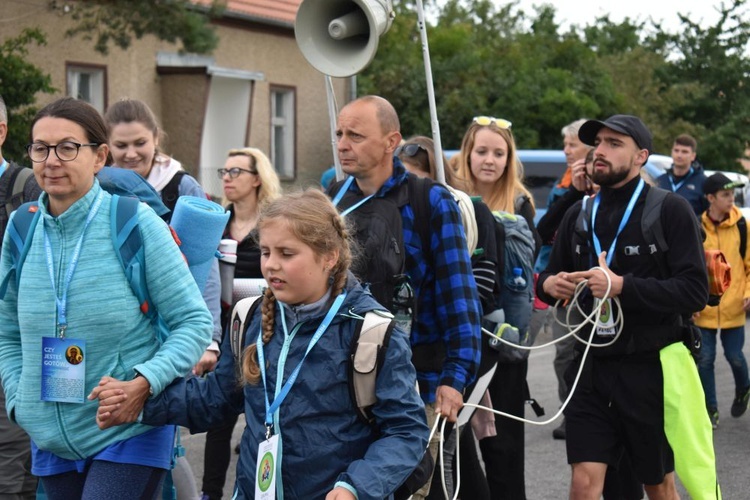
top-left (331, 176), bottom-right (373, 216)
top-left (43, 191), bottom-right (104, 337)
top-left (669, 167), bottom-right (693, 192)
top-left (257, 291), bottom-right (346, 437)
top-left (591, 178), bottom-right (645, 267)
top-left (0, 159), bottom-right (7, 178)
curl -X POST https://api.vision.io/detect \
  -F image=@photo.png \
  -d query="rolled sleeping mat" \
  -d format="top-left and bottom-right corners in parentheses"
top-left (170, 196), bottom-right (229, 292)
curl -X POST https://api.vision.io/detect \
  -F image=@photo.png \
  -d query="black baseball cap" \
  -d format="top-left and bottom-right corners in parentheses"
top-left (578, 115), bottom-right (653, 155)
top-left (704, 172), bottom-right (745, 195)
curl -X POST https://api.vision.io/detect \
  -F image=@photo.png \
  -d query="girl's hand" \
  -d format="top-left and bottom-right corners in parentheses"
top-left (325, 487), bottom-right (356, 500)
top-left (89, 376), bottom-right (149, 429)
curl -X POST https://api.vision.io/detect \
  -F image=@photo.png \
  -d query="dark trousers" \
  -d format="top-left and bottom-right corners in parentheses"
top-left (201, 414), bottom-right (239, 499)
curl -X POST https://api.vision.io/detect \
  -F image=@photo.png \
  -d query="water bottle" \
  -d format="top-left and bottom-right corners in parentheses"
top-left (218, 239), bottom-right (238, 308)
top-left (393, 278), bottom-right (414, 333)
top-left (510, 267), bottom-right (527, 291)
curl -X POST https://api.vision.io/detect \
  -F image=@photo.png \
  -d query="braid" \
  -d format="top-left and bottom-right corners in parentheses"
top-left (241, 288), bottom-right (277, 385)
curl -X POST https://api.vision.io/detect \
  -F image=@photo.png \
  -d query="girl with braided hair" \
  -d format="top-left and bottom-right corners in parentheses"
top-left (92, 189), bottom-right (429, 500)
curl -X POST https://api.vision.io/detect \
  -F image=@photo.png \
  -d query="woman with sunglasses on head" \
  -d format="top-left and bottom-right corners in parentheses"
top-left (0, 97), bottom-right (212, 499)
top-left (200, 147), bottom-right (281, 500)
top-left (452, 116), bottom-right (541, 500)
top-left (453, 116), bottom-right (541, 251)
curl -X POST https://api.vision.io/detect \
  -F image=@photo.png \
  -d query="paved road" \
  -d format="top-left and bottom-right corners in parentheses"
top-left (183, 316), bottom-right (750, 499)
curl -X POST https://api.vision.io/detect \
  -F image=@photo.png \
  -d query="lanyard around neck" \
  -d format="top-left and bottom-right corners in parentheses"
top-left (669, 167), bottom-right (693, 192)
top-left (44, 191), bottom-right (105, 337)
top-left (257, 291), bottom-right (347, 433)
top-left (591, 178), bottom-right (645, 267)
top-left (331, 176), bottom-right (374, 216)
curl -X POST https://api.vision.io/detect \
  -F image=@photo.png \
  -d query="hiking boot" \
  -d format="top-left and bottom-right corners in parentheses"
top-left (731, 386), bottom-right (750, 417)
top-left (708, 407), bottom-right (719, 429)
top-left (552, 418), bottom-right (566, 440)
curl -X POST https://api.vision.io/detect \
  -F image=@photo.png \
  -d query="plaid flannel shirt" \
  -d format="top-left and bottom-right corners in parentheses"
top-left (342, 159), bottom-right (482, 403)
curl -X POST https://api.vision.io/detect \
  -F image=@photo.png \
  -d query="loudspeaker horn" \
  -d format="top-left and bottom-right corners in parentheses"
top-left (295, 0), bottom-right (394, 78)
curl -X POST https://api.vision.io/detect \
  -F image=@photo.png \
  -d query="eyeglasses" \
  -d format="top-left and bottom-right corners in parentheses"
top-left (395, 143), bottom-right (426, 158)
top-left (473, 116), bottom-right (512, 129)
top-left (27, 141), bottom-right (99, 163)
top-left (217, 167), bottom-right (257, 179)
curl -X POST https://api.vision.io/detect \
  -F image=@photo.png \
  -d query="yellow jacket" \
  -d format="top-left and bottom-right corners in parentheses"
top-left (696, 205), bottom-right (750, 328)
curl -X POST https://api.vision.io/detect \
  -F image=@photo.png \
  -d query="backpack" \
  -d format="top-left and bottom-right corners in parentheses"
top-left (0, 192), bottom-right (183, 500)
top-left (161, 170), bottom-right (187, 216)
top-left (228, 295), bottom-right (434, 499)
top-left (481, 210), bottom-right (536, 362)
top-left (3, 164), bottom-right (34, 219)
top-left (327, 174), bottom-right (434, 323)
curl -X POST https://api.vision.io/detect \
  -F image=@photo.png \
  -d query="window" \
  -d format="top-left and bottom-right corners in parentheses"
top-left (270, 87), bottom-right (295, 179)
top-left (67, 64), bottom-right (106, 113)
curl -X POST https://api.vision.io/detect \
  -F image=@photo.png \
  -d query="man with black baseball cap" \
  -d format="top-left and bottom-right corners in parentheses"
top-left (536, 115), bottom-right (720, 498)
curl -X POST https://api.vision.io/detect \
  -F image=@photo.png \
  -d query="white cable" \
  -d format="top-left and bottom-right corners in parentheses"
top-left (428, 266), bottom-right (624, 496)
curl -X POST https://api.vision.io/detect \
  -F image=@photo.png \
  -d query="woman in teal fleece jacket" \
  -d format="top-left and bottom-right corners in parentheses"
top-left (0, 97), bottom-right (213, 498)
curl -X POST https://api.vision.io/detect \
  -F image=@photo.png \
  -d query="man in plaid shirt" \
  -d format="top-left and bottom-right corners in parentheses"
top-left (333, 95), bottom-right (482, 498)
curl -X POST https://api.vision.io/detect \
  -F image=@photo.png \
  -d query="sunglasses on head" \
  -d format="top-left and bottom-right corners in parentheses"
top-left (473, 116), bottom-right (512, 129)
top-left (395, 143), bottom-right (427, 158)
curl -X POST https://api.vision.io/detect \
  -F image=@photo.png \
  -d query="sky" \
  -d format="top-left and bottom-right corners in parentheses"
top-left (513, 0), bottom-right (731, 33)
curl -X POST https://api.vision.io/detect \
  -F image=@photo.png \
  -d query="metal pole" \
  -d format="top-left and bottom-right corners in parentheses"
top-left (415, 0), bottom-right (446, 186)
top-left (325, 75), bottom-right (344, 181)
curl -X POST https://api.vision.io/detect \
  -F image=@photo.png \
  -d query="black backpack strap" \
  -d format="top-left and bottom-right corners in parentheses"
top-left (738, 216), bottom-right (747, 259)
top-left (5, 165), bottom-right (34, 218)
top-left (161, 171), bottom-right (187, 215)
top-left (407, 175), bottom-right (436, 263)
top-left (641, 187), bottom-right (670, 279)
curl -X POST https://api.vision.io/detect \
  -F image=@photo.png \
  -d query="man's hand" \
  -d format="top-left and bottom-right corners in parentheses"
top-left (325, 487), bottom-right (356, 500)
top-left (570, 158), bottom-right (591, 193)
top-left (193, 350), bottom-right (219, 376)
top-left (542, 272), bottom-right (581, 301)
top-left (567, 252), bottom-right (623, 299)
top-left (88, 376), bottom-right (149, 429)
top-left (435, 385), bottom-right (463, 423)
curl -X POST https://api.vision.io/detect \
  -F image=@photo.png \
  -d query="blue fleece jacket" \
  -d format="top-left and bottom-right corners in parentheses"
top-left (143, 276), bottom-right (429, 500)
top-left (0, 181), bottom-right (212, 460)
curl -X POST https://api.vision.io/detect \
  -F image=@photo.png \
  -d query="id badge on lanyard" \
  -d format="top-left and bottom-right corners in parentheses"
top-left (255, 434), bottom-right (280, 499)
top-left (41, 337), bottom-right (86, 402)
top-left (596, 299), bottom-right (616, 337)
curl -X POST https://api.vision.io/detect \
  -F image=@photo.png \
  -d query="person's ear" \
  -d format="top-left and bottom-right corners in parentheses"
top-left (385, 131), bottom-right (402, 155)
top-left (0, 121), bottom-right (7, 148)
top-left (93, 143), bottom-right (109, 173)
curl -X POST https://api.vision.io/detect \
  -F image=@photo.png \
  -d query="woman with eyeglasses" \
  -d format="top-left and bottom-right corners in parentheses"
top-left (218, 148), bottom-right (282, 279)
top-left (0, 97), bottom-right (212, 499)
top-left (200, 148), bottom-right (281, 500)
top-left (105, 98), bottom-right (223, 499)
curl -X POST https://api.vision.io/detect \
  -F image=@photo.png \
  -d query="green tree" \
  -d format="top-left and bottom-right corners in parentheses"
top-left (56, 0), bottom-right (225, 55)
top-left (0, 29), bottom-right (55, 161)
top-left (652, 0), bottom-right (750, 169)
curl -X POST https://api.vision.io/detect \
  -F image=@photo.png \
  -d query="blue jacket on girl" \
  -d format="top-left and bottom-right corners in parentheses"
top-left (143, 275), bottom-right (429, 499)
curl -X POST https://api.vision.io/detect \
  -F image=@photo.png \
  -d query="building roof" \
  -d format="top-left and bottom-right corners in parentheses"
top-left (194, 0), bottom-right (302, 26)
